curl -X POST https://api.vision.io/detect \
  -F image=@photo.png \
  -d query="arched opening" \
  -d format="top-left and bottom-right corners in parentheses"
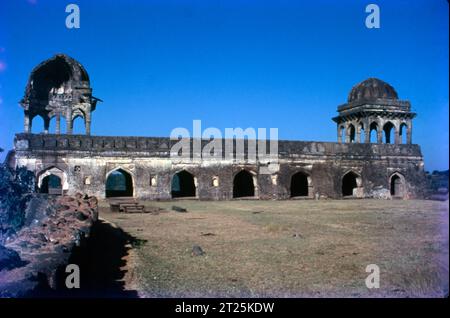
top-left (342, 171), bottom-right (359, 197)
top-left (72, 115), bottom-right (85, 134)
top-left (233, 170), bottom-right (255, 198)
top-left (399, 123), bottom-right (408, 144)
top-left (48, 116), bottom-right (57, 134)
top-left (105, 169), bottom-right (134, 197)
top-left (171, 170), bottom-right (196, 198)
top-left (37, 166), bottom-right (68, 194)
top-left (40, 174), bottom-right (62, 195)
top-left (369, 122), bottom-right (378, 143)
top-left (339, 126), bottom-right (345, 143)
top-left (60, 117), bottom-right (67, 134)
top-left (359, 122), bottom-right (365, 143)
top-left (47, 115), bottom-right (68, 134)
top-left (383, 122), bottom-right (395, 144)
top-left (390, 174), bottom-right (404, 197)
top-left (348, 124), bottom-right (356, 143)
top-left (290, 172), bottom-right (309, 197)
top-left (31, 115), bottom-right (45, 134)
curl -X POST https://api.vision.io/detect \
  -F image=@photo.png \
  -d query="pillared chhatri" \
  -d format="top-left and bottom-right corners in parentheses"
top-left (10, 54), bottom-right (427, 200)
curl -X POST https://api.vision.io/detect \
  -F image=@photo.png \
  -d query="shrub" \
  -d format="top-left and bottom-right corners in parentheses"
top-left (0, 164), bottom-right (36, 241)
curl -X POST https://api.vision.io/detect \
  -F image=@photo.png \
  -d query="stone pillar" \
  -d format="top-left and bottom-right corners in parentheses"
top-left (394, 123), bottom-right (400, 144)
top-left (407, 121), bottom-right (412, 144)
top-left (356, 124), bottom-right (361, 143)
top-left (24, 113), bottom-right (31, 133)
top-left (44, 117), bottom-right (50, 134)
top-left (55, 114), bottom-right (61, 134)
top-left (377, 129), bottom-right (382, 144)
top-left (364, 121), bottom-right (370, 143)
top-left (85, 112), bottom-right (91, 135)
top-left (345, 126), bottom-right (350, 143)
top-left (66, 112), bottom-right (73, 135)
top-left (337, 125), bottom-right (342, 143)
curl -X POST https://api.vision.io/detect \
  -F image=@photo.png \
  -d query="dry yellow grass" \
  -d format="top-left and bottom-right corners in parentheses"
top-left (99, 199), bottom-right (449, 298)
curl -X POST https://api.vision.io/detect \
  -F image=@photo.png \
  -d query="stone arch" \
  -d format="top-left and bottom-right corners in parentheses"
top-left (399, 123), bottom-right (408, 144)
top-left (348, 123), bottom-right (356, 143)
top-left (37, 166), bottom-right (68, 194)
top-left (290, 171), bottom-right (312, 198)
top-left (358, 122), bottom-right (365, 143)
top-left (71, 108), bottom-right (86, 134)
top-left (339, 125), bottom-right (345, 143)
top-left (383, 121), bottom-right (395, 144)
top-left (72, 115), bottom-right (85, 134)
top-left (72, 108), bottom-right (85, 121)
top-left (105, 167), bottom-right (134, 197)
top-left (233, 169), bottom-right (257, 198)
top-left (341, 170), bottom-right (362, 197)
top-left (171, 170), bottom-right (196, 198)
top-left (369, 122), bottom-right (378, 143)
top-left (389, 172), bottom-right (406, 198)
top-left (31, 114), bottom-right (46, 134)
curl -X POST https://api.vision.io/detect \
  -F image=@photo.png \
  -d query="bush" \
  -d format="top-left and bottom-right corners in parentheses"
top-left (0, 164), bottom-right (36, 242)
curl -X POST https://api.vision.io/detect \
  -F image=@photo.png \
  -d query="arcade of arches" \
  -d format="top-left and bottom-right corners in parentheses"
top-left (36, 167), bottom-right (407, 199)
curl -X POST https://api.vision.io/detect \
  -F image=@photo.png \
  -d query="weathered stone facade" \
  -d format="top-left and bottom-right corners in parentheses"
top-left (11, 54), bottom-right (428, 200)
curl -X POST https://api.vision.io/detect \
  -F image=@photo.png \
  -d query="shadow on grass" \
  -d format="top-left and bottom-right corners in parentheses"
top-left (69, 219), bottom-right (144, 297)
top-left (30, 219), bottom-right (145, 298)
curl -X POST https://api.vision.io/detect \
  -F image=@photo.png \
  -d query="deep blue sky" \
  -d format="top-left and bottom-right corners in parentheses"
top-left (0, 0), bottom-right (448, 171)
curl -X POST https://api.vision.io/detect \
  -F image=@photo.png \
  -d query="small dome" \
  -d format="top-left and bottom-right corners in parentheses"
top-left (348, 78), bottom-right (398, 102)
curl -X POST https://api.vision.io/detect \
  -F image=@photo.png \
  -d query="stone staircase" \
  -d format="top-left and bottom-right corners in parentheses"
top-left (108, 197), bottom-right (146, 213)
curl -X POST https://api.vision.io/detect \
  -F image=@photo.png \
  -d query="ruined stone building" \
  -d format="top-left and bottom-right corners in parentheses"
top-left (10, 54), bottom-right (428, 200)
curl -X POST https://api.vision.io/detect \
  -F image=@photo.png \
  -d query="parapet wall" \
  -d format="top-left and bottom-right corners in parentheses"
top-left (14, 133), bottom-right (423, 160)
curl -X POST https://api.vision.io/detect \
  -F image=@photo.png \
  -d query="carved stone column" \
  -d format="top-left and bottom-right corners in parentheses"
top-left (364, 121), bottom-right (370, 143)
top-left (337, 125), bottom-right (342, 143)
top-left (66, 111), bottom-right (73, 134)
top-left (44, 116), bottom-right (50, 134)
top-left (377, 129), bottom-right (382, 144)
top-left (56, 114), bottom-right (61, 134)
top-left (394, 122), bottom-right (400, 144)
top-left (407, 120), bottom-right (413, 144)
top-left (85, 111), bottom-right (91, 135)
top-left (356, 124), bottom-right (361, 143)
top-left (24, 113), bottom-right (31, 133)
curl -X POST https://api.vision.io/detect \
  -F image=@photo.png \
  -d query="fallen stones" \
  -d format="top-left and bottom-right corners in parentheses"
top-left (371, 186), bottom-right (391, 199)
top-left (24, 196), bottom-right (57, 227)
top-left (200, 232), bottom-right (216, 237)
top-left (172, 206), bottom-right (187, 213)
top-left (0, 193), bottom-right (98, 295)
top-left (0, 245), bottom-right (27, 271)
top-left (75, 211), bottom-right (88, 221)
top-left (192, 245), bottom-right (205, 256)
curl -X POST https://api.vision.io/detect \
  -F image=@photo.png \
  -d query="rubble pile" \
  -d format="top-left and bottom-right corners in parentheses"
top-left (0, 193), bottom-right (98, 297)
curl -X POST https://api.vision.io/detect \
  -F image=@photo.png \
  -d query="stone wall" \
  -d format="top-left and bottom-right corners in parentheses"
top-left (13, 133), bottom-right (428, 200)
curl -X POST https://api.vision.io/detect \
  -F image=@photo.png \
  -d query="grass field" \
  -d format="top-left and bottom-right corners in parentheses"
top-left (98, 199), bottom-right (449, 298)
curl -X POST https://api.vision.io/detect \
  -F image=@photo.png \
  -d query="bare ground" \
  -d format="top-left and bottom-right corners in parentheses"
top-left (97, 199), bottom-right (449, 298)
